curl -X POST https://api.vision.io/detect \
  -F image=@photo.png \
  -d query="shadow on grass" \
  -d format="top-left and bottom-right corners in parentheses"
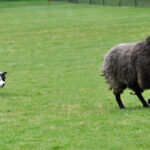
top-left (0, 92), bottom-right (25, 97)
top-left (126, 106), bottom-right (150, 111)
top-left (111, 105), bottom-right (149, 111)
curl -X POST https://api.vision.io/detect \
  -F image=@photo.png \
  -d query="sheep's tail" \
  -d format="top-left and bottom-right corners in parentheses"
top-left (100, 73), bottom-right (112, 90)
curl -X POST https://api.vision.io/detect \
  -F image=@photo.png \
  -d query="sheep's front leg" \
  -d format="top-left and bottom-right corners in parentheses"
top-left (135, 91), bottom-right (149, 108)
top-left (114, 93), bottom-right (125, 109)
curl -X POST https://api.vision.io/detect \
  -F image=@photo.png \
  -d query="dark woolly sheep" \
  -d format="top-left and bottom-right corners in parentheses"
top-left (102, 36), bottom-right (150, 109)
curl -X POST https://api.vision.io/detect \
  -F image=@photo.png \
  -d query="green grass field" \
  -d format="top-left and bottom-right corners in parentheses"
top-left (1, 1), bottom-right (150, 149)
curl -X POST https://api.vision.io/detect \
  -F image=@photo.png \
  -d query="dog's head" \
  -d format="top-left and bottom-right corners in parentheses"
top-left (0, 72), bottom-right (7, 88)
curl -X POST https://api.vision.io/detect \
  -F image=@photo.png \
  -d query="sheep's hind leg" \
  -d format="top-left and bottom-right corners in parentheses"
top-left (114, 93), bottom-right (125, 109)
top-left (135, 90), bottom-right (149, 108)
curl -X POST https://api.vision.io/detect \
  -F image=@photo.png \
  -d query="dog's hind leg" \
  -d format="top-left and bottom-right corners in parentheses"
top-left (114, 93), bottom-right (125, 109)
top-left (135, 90), bottom-right (149, 108)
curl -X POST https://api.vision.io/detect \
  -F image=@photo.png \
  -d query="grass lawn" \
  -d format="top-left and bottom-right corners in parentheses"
top-left (1, 1), bottom-right (150, 149)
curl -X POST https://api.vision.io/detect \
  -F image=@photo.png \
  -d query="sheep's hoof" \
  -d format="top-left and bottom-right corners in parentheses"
top-left (120, 106), bottom-right (126, 109)
top-left (144, 103), bottom-right (149, 108)
top-left (148, 99), bottom-right (150, 104)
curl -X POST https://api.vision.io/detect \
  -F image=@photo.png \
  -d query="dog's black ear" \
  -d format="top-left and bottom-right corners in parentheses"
top-left (2, 72), bottom-right (7, 76)
top-left (146, 36), bottom-right (150, 45)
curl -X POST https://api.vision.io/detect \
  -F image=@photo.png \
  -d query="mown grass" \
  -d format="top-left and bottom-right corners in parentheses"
top-left (1, 1), bottom-right (150, 149)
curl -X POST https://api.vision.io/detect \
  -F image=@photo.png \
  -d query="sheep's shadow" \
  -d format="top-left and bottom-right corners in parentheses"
top-left (0, 92), bottom-right (25, 98)
top-left (125, 106), bottom-right (149, 111)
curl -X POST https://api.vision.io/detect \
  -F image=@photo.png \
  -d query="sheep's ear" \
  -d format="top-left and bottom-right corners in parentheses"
top-left (146, 36), bottom-right (150, 45)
